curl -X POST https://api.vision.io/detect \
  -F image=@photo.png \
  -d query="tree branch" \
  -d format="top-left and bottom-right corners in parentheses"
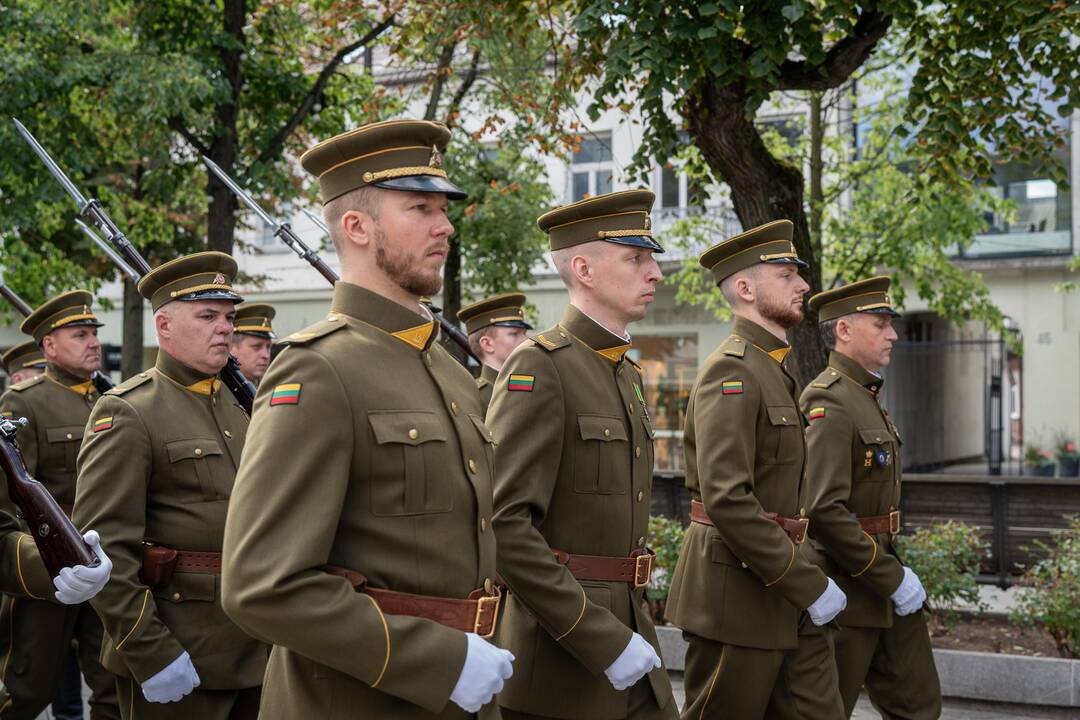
top-left (778, 7), bottom-right (893, 91)
top-left (168, 118), bottom-right (211, 157)
top-left (444, 49), bottom-right (482, 129)
top-left (253, 14), bottom-right (395, 167)
top-left (424, 43), bottom-right (458, 122)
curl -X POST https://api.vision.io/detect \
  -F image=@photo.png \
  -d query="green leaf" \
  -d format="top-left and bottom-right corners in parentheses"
top-left (698, 26), bottom-right (719, 40)
top-left (698, 3), bottom-right (719, 16)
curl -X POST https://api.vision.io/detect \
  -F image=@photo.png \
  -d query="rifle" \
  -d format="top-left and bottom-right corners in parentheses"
top-left (203, 156), bottom-right (480, 366)
top-left (0, 277), bottom-right (115, 395)
top-left (13, 119), bottom-right (256, 415)
top-left (0, 417), bottom-right (98, 577)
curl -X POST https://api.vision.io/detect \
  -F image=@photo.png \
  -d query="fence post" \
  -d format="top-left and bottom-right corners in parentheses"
top-left (988, 480), bottom-right (1011, 588)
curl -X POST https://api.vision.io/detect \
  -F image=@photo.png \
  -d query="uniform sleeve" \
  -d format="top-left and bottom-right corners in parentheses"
top-left (221, 346), bottom-right (466, 715)
top-left (488, 347), bottom-right (632, 675)
top-left (802, 392), bottom-right (904, 598)
top-left (74, 395), bottom-right (186, 681)
top-left (694, 358), bottom-right (827, 610)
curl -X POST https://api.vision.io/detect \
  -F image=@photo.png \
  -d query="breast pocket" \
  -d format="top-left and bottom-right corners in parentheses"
top-left (468, 413), bottom-right (496, 478)
top-left (762, 405), bottom-right (801, 465)
top-left (639, 414), bottom-right (656, 481)
top-left (368, 411), bottom-right (453, 517)
top-left (165, 439), bottom-right (226, 501)
top-left (45, 425), bottom-right (84, 473)
top-left (574, 414), bottom-right (629, 495)
top-left (857, 428), bottom-right (896, 482)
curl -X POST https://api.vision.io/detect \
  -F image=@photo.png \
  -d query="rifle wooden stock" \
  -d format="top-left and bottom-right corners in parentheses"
top-left (0, 420), bottom-right (96, 577)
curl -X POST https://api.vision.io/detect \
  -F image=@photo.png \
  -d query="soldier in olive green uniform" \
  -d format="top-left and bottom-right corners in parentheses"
top-left (2, 341), bottom-right (46, 386)
top-left (457, 293), bottom-right (532, 410)
top-left (229, 303), bottom-right (276, 386)
top-left (0, 292), bottom-right (119, 720)
top-left (74, 254), bottom-right (267, 719)
top-left (222, 120), bottom-right (513, 719)
top-left (487, 190), bottom-right (677, 720)
top-left (665, 221), bottom-right (848, 720)
top-left (801, 277), bottom-right (940, 719)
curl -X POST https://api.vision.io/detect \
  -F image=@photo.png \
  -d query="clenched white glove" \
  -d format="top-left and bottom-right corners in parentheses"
top-left (141, 651), bottom-right (200, 703)
top-left (449, 632), bottom-right (515, 712)
top-left (807, 577), bottom-right (847, 626)
top-left (891, 566), bottom-right (927, 616)
top-left (604, 632), bottom-right (662, 691)
top-left (53, 530), bottom-right (112, 605)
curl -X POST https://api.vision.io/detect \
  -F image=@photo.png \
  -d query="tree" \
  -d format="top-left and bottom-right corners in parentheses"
top-left (564, 0), bottom-right (1080, 384)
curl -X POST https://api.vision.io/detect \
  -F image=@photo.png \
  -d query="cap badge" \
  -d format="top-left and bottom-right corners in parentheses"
top-left (429, 144), bottom-right (443, 169)
top-left (643, 215), bottom-right (652, 231)
top-left (213, 273), bottom-right (226, 285)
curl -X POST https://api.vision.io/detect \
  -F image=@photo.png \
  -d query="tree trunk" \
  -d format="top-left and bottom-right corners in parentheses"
top-left (683, 79), bottom-right (828, 387)
top-left (206, 0), bottom-right (245, 255)
top-left (809, 92), bottom-right (825, 261)
top-left (121, 279), bottom-right (144, 378)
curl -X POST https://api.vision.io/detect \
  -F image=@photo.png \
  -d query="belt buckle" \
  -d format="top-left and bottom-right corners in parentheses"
top-left (474, 593), bottom-right (501, 639)
top-left (792, 518), bottom-right (808, 545)
top-left (633, 553), bottom-right (654, 589)
top-left (888, 510), bottom-right (901, 535)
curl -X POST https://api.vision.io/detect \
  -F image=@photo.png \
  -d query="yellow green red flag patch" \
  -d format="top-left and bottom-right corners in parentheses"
top-left (93, 416), bottom-right (114, 433)
top-left (508, 374), bottom-right (535, 392)
top-left (808, 407), bottom-right (826, 420)
top-left (270, 383), bottom-right (302, 406)
top-left (721, 380), bottom-right (743, 395)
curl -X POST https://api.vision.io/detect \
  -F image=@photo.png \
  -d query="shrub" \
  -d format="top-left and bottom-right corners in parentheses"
top-left (894, 520), bottom-right (989, 630)
top-left (1010, 516), bottom-right (1080, 658)
top-left (646, 514), bottom-right (685, 602)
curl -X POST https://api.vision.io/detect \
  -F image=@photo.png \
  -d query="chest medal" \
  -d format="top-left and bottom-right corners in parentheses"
top-left (875, 449), bottom-right (892, 467)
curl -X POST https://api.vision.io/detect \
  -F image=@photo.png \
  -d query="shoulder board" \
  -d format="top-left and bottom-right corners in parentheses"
top-left (280, 315), bottom-right (348, 347)
top-left (810, 369), bottom-right (842, 389)
top-left (9, 375), bottom-right (46, 392)
top-left (720, 335), bottom-right (747, 358)
top-left (530, 327), bottom-right (570, 353)
top-left (626, 356), bottom-right (642, 371)
top-left (106, 372), bottom-right (154, 396)
top-left (476, 375), bottom-right (492, 390)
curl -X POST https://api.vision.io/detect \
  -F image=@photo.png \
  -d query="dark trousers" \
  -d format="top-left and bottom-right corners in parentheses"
top-left (502, 676), bottom-right (678, 719)
top-left (114, 680), bottom-right (259, 720)
top-left (51, 649), bottom-right (85, 720)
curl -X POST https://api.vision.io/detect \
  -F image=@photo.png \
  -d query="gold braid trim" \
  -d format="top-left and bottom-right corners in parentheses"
top-left (851, 531), bottom-right (879, 577)
top-left (169, 283), bottom-right (233, 298)
top-left (362, 167), bottom-right (448, 183)
top-left (597, 229), bottom-right (653, 239)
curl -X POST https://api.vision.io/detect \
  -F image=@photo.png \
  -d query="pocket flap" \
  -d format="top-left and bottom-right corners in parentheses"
top-left (368, 411), bottom-right (448, 446)
top-left (710, 536), bottom-right (742, 567)
top-left (165, 439), bottom-right (223, 462)
top-left (468, 414), bottom-right (495, 444)
top-left (640, 414), bottom-right (656, 440)
top-left (858, 428), bottom-right (891, 445)
top-left (577, 414), bottom-right (628, 442)
top-left (46, 425), bottom-right (84, 443)
top-left (766, 405), bottom-right (800, 426)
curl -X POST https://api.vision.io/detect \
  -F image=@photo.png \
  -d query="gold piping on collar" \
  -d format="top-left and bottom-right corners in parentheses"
top-left (390, 321), bottom-right (436, 350)
top-left (595, 344), bottom-right (632, 363)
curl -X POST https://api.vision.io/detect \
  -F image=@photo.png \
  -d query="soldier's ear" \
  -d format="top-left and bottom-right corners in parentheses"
top-left (569, 253), bottom-right (594, 287)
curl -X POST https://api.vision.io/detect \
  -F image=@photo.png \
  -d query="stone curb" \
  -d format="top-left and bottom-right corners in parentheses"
top-left (655, 625), bottom-right (1080, 708)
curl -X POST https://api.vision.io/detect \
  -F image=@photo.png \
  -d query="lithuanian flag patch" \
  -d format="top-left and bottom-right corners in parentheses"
top-left (93, 417), bottom-right (113, 433)
top-left (808, 407), bottom-right (826, 421)
top-left (508, 374), bottom-right (535, 392)
top-left (269, 383), bottom-right (302, 406)
top-left (721, 381), bottom-right (744, 395)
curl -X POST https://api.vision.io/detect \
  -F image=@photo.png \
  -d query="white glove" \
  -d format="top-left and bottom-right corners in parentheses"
top-left (141, 651), bottom-right (200, 703)
top-left (891, 566), bottom-right (927, 616)
top-left (449, 632), bottom-right (515, 713)
top-left (53, 530), bottom-right (113, 605)
top-left (807, 577), bottom-right (847, 626)
top-left (604, 632), bottom-right (662, 691)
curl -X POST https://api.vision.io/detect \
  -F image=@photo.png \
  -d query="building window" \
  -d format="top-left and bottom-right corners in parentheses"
top-left (254, 202), bottom-right (291, 253)
top-left (569, 135), bottom-right (614, 202)
top-left (628, 334), bottom-right (699, 472)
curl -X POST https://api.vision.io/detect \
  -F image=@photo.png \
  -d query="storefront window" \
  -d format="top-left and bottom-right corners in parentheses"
top-left (628, 334), bottom-right (698, 472)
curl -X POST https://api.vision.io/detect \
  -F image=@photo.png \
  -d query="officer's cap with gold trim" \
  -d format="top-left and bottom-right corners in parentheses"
top-left (300, 119), bottom-right (466, 204)
top-left (808, 275), bottom-right (900, 322)
top-left (2, 340), bottom-right (47, 375)
top-left (20, 290), bottom-right (104, 344)
top-left (137, 251), bottom-right (243, 312)
top-left (699, 219), bottom-right (807, 285)
top-left (457, 293), bottom-right (533, 335)
top-left (536, 189), bottom-right (663, 253)
top-left (232, 302), bottom-right (276, 339)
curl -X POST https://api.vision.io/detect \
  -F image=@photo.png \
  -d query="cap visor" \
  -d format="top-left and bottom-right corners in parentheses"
top-left (604, 235), bottom-right (665, 253)
top-left (763, 257), bottom-right (808, 269)
top-left (57, 319), bottom-right (105, 329)
top-left (176, 289), bottom-right (244, 304)
top-left (494, 320), bottom-right (533, 330)
top-left (864, 307), bottom-right (901, 318)
top-left (375, 175), bottom-right (468, 200)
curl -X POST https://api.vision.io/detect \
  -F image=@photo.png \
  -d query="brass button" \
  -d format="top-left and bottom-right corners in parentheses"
top-left (635, 446), bottom-right (641, 458)
top-left (603, 428), bottom-right (611, 438)
top-left (740, 562), bottom-right (748, 569)
top-left (480, 518), bottom-right (487, 532)
top-left (194, 448), bottom-right (203, 457)
top-left (876, 436), bottom-right (882, 442)
top-left (559, 331), bottom-right (567, 338)
top-left (172, 592), bottom-right (181, 601)
top-left (223, 430), bottom-right (232, 439)
top-left (629, 403), bottom-right (635, 414)
top-left (468, 459), bottom-right (477, 473)
top-left (212, 396), bottom-right (217, 405)
top-left (483, 577), bottom-right (494, 594)
top-left (800, 507), bottom-right (806, 517)
top-left (831, 371), bottom-right (838, 376)
top-left (140, 372), bottom-right (148, 378)
top-left (424, 353), bottom-right (432, 367)
top-left (451, 401), bottom-right (459, 414)
top-left (408, 428), bottom-right (419, 440)
top-left (66, 433), bottom-right (72, 440)
top-left (781, 416), bottom-right (787, 422)
top-left (328, 315), bottom-right (339, 322)
top-left (637, 536), bottom-right (645, 548)
top-left (637, 490), bottom-right (644, 502)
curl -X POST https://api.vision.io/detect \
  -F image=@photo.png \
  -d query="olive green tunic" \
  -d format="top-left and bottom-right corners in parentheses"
top-left (487, 305), bottom-right (675, 720)
top-left (477, 364), bottom-right (498, 412)
top-left (222, 282), bottom-right (500, 719)
top-left (73, 350), bottom-right (267, 693)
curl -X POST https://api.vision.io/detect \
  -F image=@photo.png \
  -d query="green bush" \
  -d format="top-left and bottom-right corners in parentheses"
top-left (1010, 516), bottom-right (1080, 658)
top-left (647, 515), bottom-right (685, 601)
top-left (894, 521), bottom-right (989, 628)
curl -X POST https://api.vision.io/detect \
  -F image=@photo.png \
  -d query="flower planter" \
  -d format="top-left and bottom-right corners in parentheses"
top-left (1025, 463), bottom-right (1057, 477)
top-left (1057, 455), bottom-right (1080, 477)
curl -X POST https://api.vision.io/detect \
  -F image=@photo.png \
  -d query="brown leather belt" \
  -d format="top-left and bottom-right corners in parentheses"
top-left (173, 551), bottom-right (223, 574)
top-left (690, 499), bottom-right (808, 544)
top-left (551, 549), bottom-right (654, 589)
top-left (324, 565), bottom-right (500, 639)
top-left (857, 510), bottom-right (901, 535)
